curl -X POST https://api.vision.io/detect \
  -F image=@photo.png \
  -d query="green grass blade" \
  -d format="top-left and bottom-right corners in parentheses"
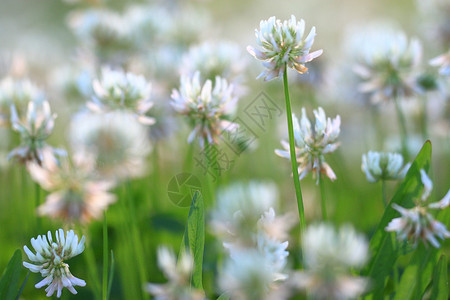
top-left (0, 249), bottom-right (24, 300)
top-left (429, 255), bottom-right (448, 300)
top-left (184, 190), bottom-right (205, 290)
top-left (107, 250), bottom-right (115, 300)
top-left (363, 141), bottom-right (432, 298)
top-left (15, 271), bottom-right (29, 300)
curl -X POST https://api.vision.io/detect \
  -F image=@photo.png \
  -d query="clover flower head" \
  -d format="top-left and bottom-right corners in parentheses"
top-left (361, 151), bottom-right (410, 183)
top-left (385, 169), bottom-right (450, 248)
top-left (8, 100), bottom-right (59, 165)
top-left (211, 181), bottom-right (278, 244)
top-left (350, 26), bottom-right (422, 103)
top-left (219, 249), bottom-right (288, 300)
top-left (247, 15), bottom-right (323, 81)
top-left (181, 40), bottom-right (247, 87)
top-left (27, 148), bottom-right (116, 223)
top-left (0, 77), bottom-right (44, 126)
top-left (430, 50), bottom-right (450, 77)
top-left (146, 246), bottom-right (205, 300)
top-left (275, 107), bottom-right (340, 184)
top-left (70, 111), bottom-right (151, 180)
top-left (68, 9), bottom-right (132, 56)
top-left (23, 229), bottom-right (86, 298)
top-left (171, 71), bottom-right (239, 147)
top-left (292, 223), bottom-right (369, 300)
top-left (89, 67), bottom-right (155, 125)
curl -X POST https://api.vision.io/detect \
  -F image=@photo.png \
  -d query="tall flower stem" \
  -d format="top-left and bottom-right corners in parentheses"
top-left (420, 95), bottom-right (428, 140)
top-left (283, 66), bottom-right (306, 233)
top-left (319, 175), bottom-right (327, 220)
top-left (393, 96), bottom-right (409, 160)
top-left (34, 182), bottom-right (41, 232)
top-left (102, 212), bottom-right (108, 300)
top-left (125, 181), bottom-right (149, 300)
top-left (81, 228), bottom-right (102, 300)
top-left (381, 180), bottom-right (387, 207)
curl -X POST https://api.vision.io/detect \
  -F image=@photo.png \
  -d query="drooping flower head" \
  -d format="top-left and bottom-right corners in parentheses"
top-left (361, 151), bottom-right (410, 183)
top-left (247, 15), bottom-right (323, 81)
top-left (70, 111), bottom-right (151, 180)
top-left (275, 107), bottom-right (340, 184)
top-left (88, 67), bottom-right (155, 125)
top-left (8, 99), bottom-right (60, 165)
top-left (27, 149), bottom-right (116, 223)
top-left (146, 246), bottom-right (205, 300)
top-left (386, 169), bottom-right (450, 248)
top-left (23, 229), bottom-right (86, 298)
top-left (350, 26), bottom-right (422, 103)
top-left (292, 223), bottom-right (369, 300)
top-left (171, 71), bottom-right (239, 146)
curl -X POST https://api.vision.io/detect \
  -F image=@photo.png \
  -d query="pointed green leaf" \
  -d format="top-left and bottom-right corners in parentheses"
top-left (429, 255), bottom-right (448, 300)
top-left (0, 249), bottom-right (24, 300)
top-left (184, 191), bottom-right (205, 290)
top-left (217, 293), bottom-right (230, 300)
top-left (363, 141), bottom-right (432, 299)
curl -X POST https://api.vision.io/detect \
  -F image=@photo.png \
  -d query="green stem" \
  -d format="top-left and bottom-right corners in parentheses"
top-left (34, 182), bottom-right (41, 232)
top-left (102, 212), bottom-right (108, 300)
top-left (125, 181), bottom-right (149, 300)
top-left (283, 67), bottom-right (306, 233)
top-left (318, 175), bottom-right (327, 220)
top-left (81, 229), bottom-right (102, 300)
top-left (381, 180), bottom-right (387, 208)
top-left (420, 95), bottom-right (428, 140)
top-left (393, 96), bottom-right (409, 160)
top-left (184, 141), bottom-right (195, 173)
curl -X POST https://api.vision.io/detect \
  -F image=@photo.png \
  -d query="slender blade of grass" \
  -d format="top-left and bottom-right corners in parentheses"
top-left (0, 249), bottom-right (23, 300)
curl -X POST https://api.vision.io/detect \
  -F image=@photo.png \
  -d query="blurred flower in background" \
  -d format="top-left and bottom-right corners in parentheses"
top-left (27, 148), bottom-right (116, 223)
top-left (275, 107), bottom-right (340, 183)
top-left (292, 223), bottom-right (369, 300)
top-left (146, 246), bottom-right (205, 300)
top-left (349, 25), bottom-right (422, 103)
top-left (8, 99), bottom-right (62, 165)
top-left (88, 67), bottom-right (155, 125)
top-left (23, 229), bottom-right (86, 298)
top-left (69, 110), bottom-right (151, 180)
top-left (213, 182), bottom-right (293, 299)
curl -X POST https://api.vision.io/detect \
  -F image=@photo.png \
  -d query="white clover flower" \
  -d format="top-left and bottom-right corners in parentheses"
top-left (361, 151), bottom-right (410, 183)
top-left (350, 26), bottom-right (422, 103)
top-left (88, 67), bottom-right (155, 125)
top-left (247, 15), bottom-right (323, 81)
top-left (69, 111), bottom-right (151, 179)
top-left (385, 169), bottom-right (450, 248)
top-left (275, 107), bottom-right (340, 184)
top-left (23, 229), bottom-right (86, 298)
top-left (171, 71), bottom-right (239, 146)
top-left (8, 100), bottom-right (60, 165)
top-left (211, 182), bottom-right (278, 244)
top-left (430, 50), bottom-right (450, 76)
top-left (219, 249), bottom-right (287, 300)
top-left (28, 149), bottom-right (116, 223)
top-left (292, 223), bottom-right (369, 300)
top-left (67, 9), bottom-right (133, 57)
top-left (146, 246), bottom-right (205, 300)
top-left (0, 77), bottom-right (44, 126)
top-left (180, 40), bottom-right (247, 88)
